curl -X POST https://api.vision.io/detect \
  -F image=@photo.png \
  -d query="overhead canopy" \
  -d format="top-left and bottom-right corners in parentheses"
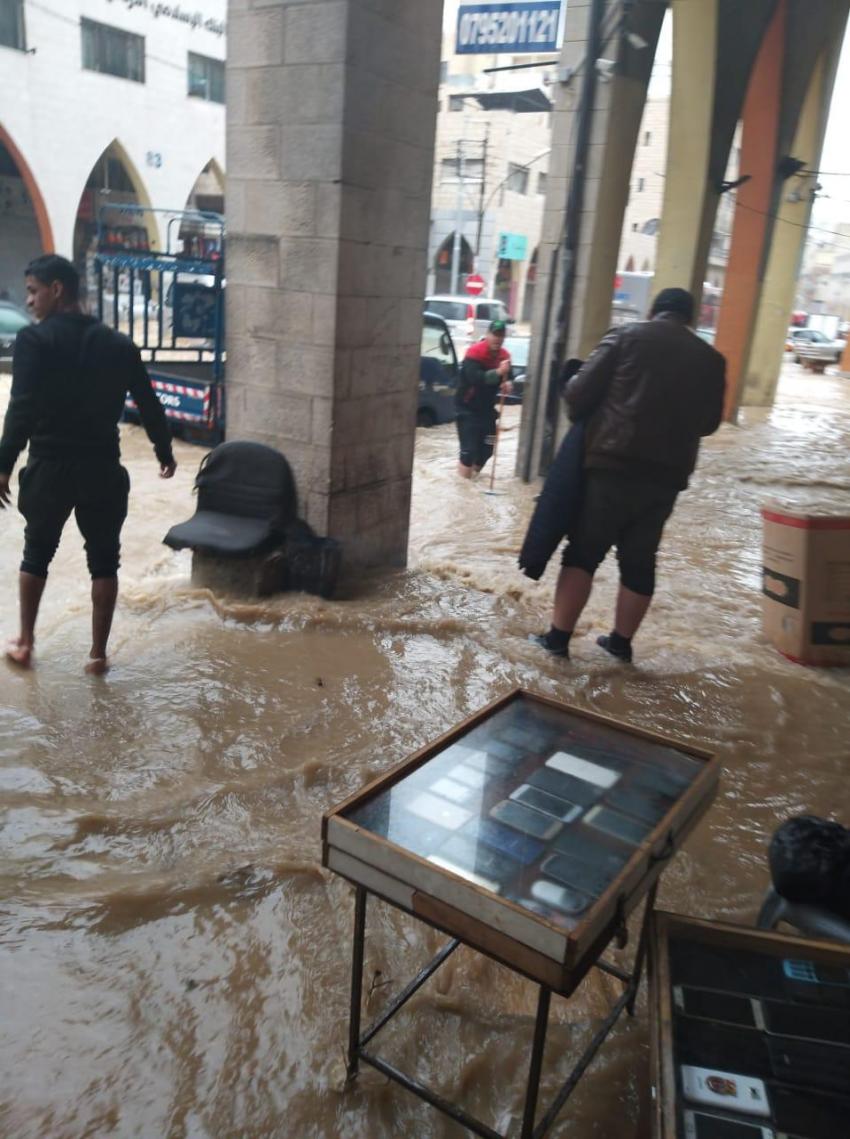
top-left (469, 88), bottom-right (553, 113)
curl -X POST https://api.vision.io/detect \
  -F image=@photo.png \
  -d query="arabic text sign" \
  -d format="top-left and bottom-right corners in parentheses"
top-left (456, 2), bottom-right (563, 55)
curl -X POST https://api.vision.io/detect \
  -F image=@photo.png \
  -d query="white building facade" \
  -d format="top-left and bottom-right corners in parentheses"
top-left (0, 0), bottom-right (225, 304)
top-left (428, 8), bottom-right (553, 321)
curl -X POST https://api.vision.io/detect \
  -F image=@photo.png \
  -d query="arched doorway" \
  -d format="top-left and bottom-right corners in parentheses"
top-left (184, 158), bottom-right (224, 216)
top-left (493, 257), bottom-right (515, 313)
top-left (522, 246), bottom-right (538, 322)
top-left (433, 232), bottom-right (474, 294)
top-left (0, 125), bottom-right (53, 306)
top-left (72, 140), bottom-right (154, 301)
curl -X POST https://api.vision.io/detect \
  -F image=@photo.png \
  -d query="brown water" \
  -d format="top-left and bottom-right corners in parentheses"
top-left (1, 363), bottom-right (848, 1139)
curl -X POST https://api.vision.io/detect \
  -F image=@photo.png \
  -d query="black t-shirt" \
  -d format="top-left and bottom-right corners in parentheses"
top-left (0, 312), bottom-right (173, 473)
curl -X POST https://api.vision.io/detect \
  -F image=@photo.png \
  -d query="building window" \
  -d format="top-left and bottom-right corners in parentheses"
top-left (506, 163), bottom-right (529, 195)
top-left (637, 177), bottom-right (645, 192)
top-left (449, 94), bottom-right (466, 111)
top-left (632, 222), bottom-right (639, 232)
top-left (440, 156), bottom-right (484, 183)
top-left (537, 170), bottom-right (547, 196)
top-left (643, 130), bottom-right (651, 146)
top-left (0, 0), bottom-right (25, 51)
top-left (81, 19), bottom-right (145, 83)
top-left (188, 52), bottom-right (225, 103)
top-left (439, 60), bottom-right (448, 82)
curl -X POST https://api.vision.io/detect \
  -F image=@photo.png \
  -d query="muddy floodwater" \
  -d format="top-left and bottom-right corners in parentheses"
top-left (1, 363), bottom-right (848, 1139)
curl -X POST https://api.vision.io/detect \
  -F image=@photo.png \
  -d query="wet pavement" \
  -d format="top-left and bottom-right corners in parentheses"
top-left (1, 361), bottom-right (848, 1138)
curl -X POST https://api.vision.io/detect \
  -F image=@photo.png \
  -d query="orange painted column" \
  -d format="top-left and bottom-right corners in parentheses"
top-left (714, 1), bottom-right (786, 421)
top-left (840, 336), bottom-right (850, 374)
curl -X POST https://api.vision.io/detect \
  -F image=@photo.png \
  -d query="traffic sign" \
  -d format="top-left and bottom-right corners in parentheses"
top-left (465, 274), bottom-right (485, 295)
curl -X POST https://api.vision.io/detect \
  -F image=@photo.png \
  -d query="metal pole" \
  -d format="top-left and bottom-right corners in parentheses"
top-left (539, 0), bottom-right (606, 474)
top-left (476, 125), bottom-right (490, 258)
top-left (451, 138), bottom-right (464, 294)
top-left (346, 886), bottom-right (367, 1080)
top-left (520, 985), bottom-right (551, 1139)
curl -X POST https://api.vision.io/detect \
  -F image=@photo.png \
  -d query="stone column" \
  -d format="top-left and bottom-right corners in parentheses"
top-left (517, 0), bottom-right (664, 479)
top-left (225, 0), bottom-right (441, 569)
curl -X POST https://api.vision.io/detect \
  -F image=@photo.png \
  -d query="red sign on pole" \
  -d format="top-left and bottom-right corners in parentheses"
top-left (465, 273), bottom-right (485, 295)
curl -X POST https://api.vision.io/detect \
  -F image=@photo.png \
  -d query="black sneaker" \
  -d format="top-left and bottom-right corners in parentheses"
top-left (596, 634), bottom-right (632, 663)
top-left (528, 633), bottom-right (569, 659)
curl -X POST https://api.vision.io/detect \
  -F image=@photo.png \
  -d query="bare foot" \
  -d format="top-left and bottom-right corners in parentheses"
top-left (84, 656), bottom-right (110, 676)
top-left (5, 638), bottom-right (33, 668)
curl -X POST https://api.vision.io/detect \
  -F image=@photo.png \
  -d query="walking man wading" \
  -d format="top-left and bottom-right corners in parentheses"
top-left (529, 288), bottom-right (726, 663)
top-left (0, 255), bottom-right (176, 673)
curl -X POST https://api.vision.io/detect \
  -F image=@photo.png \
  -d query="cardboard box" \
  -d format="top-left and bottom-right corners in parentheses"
top-left (761, 505), bottom-right (850, 666)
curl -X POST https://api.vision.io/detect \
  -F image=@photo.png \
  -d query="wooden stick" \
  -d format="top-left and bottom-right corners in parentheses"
top-left (488, 388), bottom-right (506, 492)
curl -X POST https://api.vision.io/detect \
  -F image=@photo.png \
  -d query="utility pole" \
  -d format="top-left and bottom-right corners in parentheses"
top-left (450, 138), bottom-right (465, 294)
top-left (475, 125), bottom-right (490, 259)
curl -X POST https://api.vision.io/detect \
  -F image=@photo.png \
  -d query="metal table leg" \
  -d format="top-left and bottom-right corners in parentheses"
top-left (520, 986), bottom-right (551, 1139)
top-left (346, 885), bottom-right (367, 1081)
top-left (626, 882), bottom-right (658, 1016)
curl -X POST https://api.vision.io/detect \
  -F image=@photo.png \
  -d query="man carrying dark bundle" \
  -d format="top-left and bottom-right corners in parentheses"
top-left (455, 319), bottom-right (513, 478)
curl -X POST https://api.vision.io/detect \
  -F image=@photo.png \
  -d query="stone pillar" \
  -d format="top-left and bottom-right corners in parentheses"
top-left (225, 0), bottom-right (441, 569)
top-left (652, 0), bottom-right (719, 298)
top-left (742, 58), bottom-right (826, 407)
top-left (517, 0), bottom-right (664, 480)
top-left (714, 1), bottom-right (786, 421)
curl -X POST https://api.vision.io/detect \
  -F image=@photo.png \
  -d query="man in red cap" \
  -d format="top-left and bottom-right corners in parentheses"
top-left (455, 319), bottom-right (513, 478)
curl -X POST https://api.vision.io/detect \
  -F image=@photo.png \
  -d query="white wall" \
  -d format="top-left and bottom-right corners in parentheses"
top-left (0, 0), bottom-right (226, 260)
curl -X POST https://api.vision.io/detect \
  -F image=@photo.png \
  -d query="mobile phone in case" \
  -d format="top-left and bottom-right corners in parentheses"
top-left (430, 776), bottom-right (478, 806)
top-left (509, 783), bottom-right (582, 823)
top-left (683, 1111), bottom-right (774, 1139)
top-left (541, 851), bottom-right (614, 899)
top-left (681, 1066), bottom-right (770, 1118)
top-left (529, 878), bottom-right (593, 917)
top-left (545, 751), bottom-right (620, 789)
top-left (674, 986), bottom-right (761, 1030)
top-left (605, 783), bottom-right (675, 824)
top-left (583, 804), bottom-right (652, 846)
top-left (490, 799), bottom-right (562, 842)
top-left (528, 765), bottom-right (601, 808)
top-left (460, 817), bottom-right (544, 865)
top-left (407, 791), bottom-right (473, 831)
top-left (437, 834), bottom-right (520, 889)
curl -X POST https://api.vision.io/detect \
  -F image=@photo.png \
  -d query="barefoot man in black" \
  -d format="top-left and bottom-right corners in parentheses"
top-left (0, 255), bottom-right (176, 673)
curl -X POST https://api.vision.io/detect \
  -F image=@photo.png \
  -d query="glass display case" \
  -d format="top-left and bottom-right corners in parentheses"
top-left (324, 689), bottom-right (719, 994)
top-left (649, 912), bottom-right (850, 1139)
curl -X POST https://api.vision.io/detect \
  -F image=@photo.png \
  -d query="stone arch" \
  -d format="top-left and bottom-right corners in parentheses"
top-left (0, 123), bottom-right (53, 303)
top-left (434, 232), bottom-right (474, 294)
top-left (72, 139), bottom-right (156, 297)
top-left (183, 157), bottom-right (225, 216)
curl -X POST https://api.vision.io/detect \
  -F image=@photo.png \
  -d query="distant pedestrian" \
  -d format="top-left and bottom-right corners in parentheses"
top-left (455, 319), bottom-right (513, 478)
top-left (529, 288), bottom-right (725, 662)
top-left (0, 254), bottom-right (176, 673)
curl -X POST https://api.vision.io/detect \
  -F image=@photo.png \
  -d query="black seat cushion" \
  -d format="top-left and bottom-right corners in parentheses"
top-left (163, 441), bottom-right (297, 557)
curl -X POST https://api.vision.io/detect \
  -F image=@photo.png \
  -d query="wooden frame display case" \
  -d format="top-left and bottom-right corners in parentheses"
top-left (323, 689), bottom-right (719, 1138)
top-left (649, 911), bottom-right (850, 1139)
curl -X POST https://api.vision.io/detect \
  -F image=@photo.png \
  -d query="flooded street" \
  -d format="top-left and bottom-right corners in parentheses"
top-left (1, 362), bottom-right (848, 1139)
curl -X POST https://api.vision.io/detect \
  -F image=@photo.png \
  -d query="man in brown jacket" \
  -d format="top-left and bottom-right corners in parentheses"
top-left (530, 287), bottom-right (725, 662)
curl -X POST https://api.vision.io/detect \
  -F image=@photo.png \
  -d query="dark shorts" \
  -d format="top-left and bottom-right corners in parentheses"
top-left (18, 457), bottom-right (130, 579)
top-left (561, 469), bottom-right (678, 596)
top-left (456, 411), bottom-right (497, 470)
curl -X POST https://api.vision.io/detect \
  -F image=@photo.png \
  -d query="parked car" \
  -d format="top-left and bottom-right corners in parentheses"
top-left (423, 294), bottom-right (511, 350)
top-left (0, 301), bottom-right (31, 357)
top-left (419, 312), bottom-right (459, 427)
top-left (785, 327), bottom-right (842, 364)
top-left (503, 334), bottom-right (530, 402)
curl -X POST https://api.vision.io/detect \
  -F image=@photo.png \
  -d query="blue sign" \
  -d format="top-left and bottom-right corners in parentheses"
top-left (456, 2), bottom-right (562, 55)
top-left (173, 282), bottom-right (218, 339)
top-left (498, 232), bottom-right (529, 261)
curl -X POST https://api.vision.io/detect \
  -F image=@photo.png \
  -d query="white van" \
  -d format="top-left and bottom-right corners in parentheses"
top-left (423, 294), bottom-right (511, 350)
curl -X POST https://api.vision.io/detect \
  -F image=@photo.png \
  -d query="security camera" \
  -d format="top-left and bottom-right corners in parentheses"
top-left (595, 58), bottom-right (615, 82)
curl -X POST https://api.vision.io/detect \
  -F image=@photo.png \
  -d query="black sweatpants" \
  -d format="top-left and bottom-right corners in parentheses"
top-left (456, 410), bottom-right (497, 470)
top-left (18, 457), bottom-right (130, 579)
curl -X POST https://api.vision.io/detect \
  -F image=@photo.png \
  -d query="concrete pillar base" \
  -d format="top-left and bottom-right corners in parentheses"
top-left (191, 551), bottom-right (282, 597)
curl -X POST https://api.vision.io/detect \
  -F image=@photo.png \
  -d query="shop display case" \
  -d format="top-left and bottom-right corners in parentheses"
top-left (649, 911), bottom-right (850, 1139)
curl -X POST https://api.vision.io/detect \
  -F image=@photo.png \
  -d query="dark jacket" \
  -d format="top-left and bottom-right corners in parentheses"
top-left (518, 420), bottom-right (586, 580)
top-left (456, 340), bottom-right (511, 416)
top-left (565, 316), bottom-right (726, 490)
top-left (0, 312), bottom-right (173, 475)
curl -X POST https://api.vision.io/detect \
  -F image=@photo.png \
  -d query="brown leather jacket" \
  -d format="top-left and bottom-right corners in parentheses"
top-left (565, 315), bottom-right (726, 490)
